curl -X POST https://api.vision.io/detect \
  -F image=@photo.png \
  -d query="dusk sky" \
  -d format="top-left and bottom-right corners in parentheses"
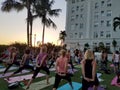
top-left (0, 0), bottom-right (66, 45)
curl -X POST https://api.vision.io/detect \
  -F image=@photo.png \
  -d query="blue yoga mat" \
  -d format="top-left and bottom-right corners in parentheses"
top-left (57, 82), bottom-right (82, 90)
top-left (0, 65), bottom-right (4, 68)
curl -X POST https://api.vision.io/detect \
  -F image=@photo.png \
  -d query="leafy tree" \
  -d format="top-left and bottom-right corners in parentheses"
top-left (59, 30), bottom-right (67, 45)
top-left (33, 0), bottom-right (61, 44)
top-left (98, 42), bottom-right (105, 51)
top-left (1, 0), bottom-right (34, 46)
top-left (113, 16), bottom-right (120, 31)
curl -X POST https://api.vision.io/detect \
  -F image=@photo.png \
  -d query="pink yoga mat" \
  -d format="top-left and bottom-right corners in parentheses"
top-left (111, 76), bottom-right (120, 87)
top-left (0, 70), bottom-right (29, 78)
top-left (88, 86), bottom-right (105, 90)
top-left (5, 73), bottom-right (45, 83)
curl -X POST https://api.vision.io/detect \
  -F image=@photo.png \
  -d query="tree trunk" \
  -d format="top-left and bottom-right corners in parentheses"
top-left (27, 0), bottom-right (30, 46)
top-left (42, 23), bottom-right (45, 45)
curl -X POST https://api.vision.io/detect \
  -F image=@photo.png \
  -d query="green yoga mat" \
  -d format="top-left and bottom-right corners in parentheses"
top-left (23, 77), bottom-right (55, 90)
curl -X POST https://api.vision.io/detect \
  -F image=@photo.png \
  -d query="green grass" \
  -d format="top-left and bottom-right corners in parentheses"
top-left (0, 63), bottom-right (120, 90)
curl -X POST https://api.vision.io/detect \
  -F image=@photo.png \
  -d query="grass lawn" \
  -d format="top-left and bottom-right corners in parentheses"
top-left (0, 62), bottom-right (120, 90)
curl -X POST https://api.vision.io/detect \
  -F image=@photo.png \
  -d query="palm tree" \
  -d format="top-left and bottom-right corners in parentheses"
top-left (1, 0), bottom-right (34, 46)
top-left (113, 16), bottom-right (120, 31)
top-left (33, 0), bottom-right (61, 44)
top-left (59, 30), bottom-right (67, 45)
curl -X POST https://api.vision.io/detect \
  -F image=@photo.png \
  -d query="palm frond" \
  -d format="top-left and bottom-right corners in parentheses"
top-left (1, 0), bottom-right (24, 12)
top-left (113, 21), bottom-right (120, 31)
top-left (113, 17), bottom-right (120, 21)
top-left (48, 9), bottom-right (62, 17)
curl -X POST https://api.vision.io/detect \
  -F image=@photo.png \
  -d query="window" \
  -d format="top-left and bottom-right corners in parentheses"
top-left (107, 10), bottom-right (112, 17)
top-left (107, 0), bottom-right (112, 7)
top-left (72, 0), bottom-right (75, 3)
top-left (79, 32), bottom-right (83, 38)
top-left (94, 12), bottom-right (99, 19)
top-left (71, 16), bottom-right (75, 21)
top-left (101, 20), bottom-right (104, 26)
top-left (71, 24), bottom-right (75, 31)
top-left (94, 22), bottom-right (99, 27)
top-left (106, 31), bottom-right (111, 38)
top-left (76, 15), bottom-right (79, 19)
top-left (101, 1), bottom-right (105, 6)
top-left (101, 11), bottom-right (105, 16)
top-left (106, 20), bottom-right (112, 27)
top-left (100, 31), bottom-right (104, 37)
top-left (71, 7), bottom-right (75, 13)
top-left (80, 23), bottom-right (84, 29)
top-left (69, 33), bottom-right (73, 38)
top-left (81, 0), bottom-right (85, 2)
top-left (94, 32), bottom-right (98, 38)
top-left (75, 32), bottom-right (78, 38)
top-left (80, 14), bottom-right (83, 18)
top-left (95, 2), bottom-right (99, 9)
top-left (76, 6), bottom-right (79, 11)
top-left (80, 8), bottom-right (84, 12)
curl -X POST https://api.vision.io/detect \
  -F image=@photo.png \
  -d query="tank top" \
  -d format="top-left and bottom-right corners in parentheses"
top-left (37, 53), bottom-right (47, 66)
top-left (57, 56), bottom-right (68, 73)
top-left (85, 59), bottom-right (93, 78)
top-left (24, 55), bottom-right (31, 65)
top-left (114, 54), bottom-right (119, 63)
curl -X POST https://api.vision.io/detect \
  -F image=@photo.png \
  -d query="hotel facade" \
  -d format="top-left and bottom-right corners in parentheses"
top-left (65, 0), bottom-right (120, 52)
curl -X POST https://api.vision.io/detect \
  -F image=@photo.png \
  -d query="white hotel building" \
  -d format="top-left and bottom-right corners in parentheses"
top-left (65, 0), bottom-right (120, 51)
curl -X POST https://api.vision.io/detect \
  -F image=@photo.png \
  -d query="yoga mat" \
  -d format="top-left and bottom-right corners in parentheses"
top-left (97, 73), bottom-right (102, 77)
top-left (23, 77), bottom-right (55, 90)
top-left (88, 86), bottom-right (105, 90)
top-left (110, 64), bottom-right (114, 67)
top-left (98, 78), bottom-right (104, 82)
top-left (57, 82), bottom-right (82, 90)
top-left (0, 65), bottom-right (4, 68)
top-left (5, 73), bottom-right (45, 83)
top-left (49, 68), bottom-right (56, 71)
top-left (0, 70), bottom-right (30, 78)
top-left (111, 76), bottom-right (120, 87)
top-left (74, 64), bottom-right (81, 68)
top-left (0, 67), bottom-right (17, 72)
top-left (68, 69), bottom-right (78, 73)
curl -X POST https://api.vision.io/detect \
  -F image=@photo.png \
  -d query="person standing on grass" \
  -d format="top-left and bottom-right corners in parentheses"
top-left (48, 48), bottom-right (58, 69)
top-left (52, 49), bottom-right (73, 90)
top-left (3, 47), bottom-right (20, 76)
top-left (81, 49), bottom-right (99, 90)
top-left (26, 45), bottom-right (50, 89)
top-left (66, 50), bottom-right (74, 72)
top-left (6, 48), bottom-right (34, 80)
top-left (112, 50), bottom-right (120, 73)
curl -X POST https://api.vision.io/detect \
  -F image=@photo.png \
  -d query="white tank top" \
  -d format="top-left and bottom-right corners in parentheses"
top-left (114, 54), bottom-right (119, 62)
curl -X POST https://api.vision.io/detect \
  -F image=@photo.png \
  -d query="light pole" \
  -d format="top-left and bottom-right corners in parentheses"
top-left (34, 34), bottom-right (36, 49)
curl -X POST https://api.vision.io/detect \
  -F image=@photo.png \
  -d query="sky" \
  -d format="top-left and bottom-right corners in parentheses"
top-left (0, 0), bottom-right (66, 46)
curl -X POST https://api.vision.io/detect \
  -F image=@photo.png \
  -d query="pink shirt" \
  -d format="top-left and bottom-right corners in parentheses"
top-left (56, 56), bottom-right (68, 73)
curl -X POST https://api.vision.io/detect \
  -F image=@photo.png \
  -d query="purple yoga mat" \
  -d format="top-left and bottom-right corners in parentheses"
top-left (0, 70), bottom-right (29, 78)
top-left (88, 86), bottom-right (105, 90)
top-left (111, 76), bottom-right (120, 87)
top-left (68, 69), bottom-right (78, 73)
top-left (5, 73), bottom-right (45, 83)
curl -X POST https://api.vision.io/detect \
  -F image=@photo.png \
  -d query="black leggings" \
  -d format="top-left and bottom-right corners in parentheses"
top-left (32, 66), bottom-right (50, 79)
top-left (4, 61), bottom-right (20, 74)
top-left (49, 60), bottom-right (55, 69)
top-left (53, 73), bottom-right (73, 89)
top-left (13, 65), bottom-right (34, 74)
